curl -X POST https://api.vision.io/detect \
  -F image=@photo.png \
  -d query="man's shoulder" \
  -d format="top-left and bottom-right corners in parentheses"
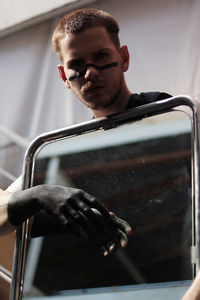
top-left (127, 91), bottom-right (172, 109)
top-left (137, 91), bottom-right (172, 102)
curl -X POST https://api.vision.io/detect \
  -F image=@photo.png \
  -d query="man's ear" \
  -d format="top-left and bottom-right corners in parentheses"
top-left (57, 65), bottom-right (70, 88)
top-left (119, 45), bottom-right (130, 72)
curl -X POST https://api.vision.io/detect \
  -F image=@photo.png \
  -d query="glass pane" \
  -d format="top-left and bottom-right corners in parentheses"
top-left (22, 110), bottom-right (192, 299)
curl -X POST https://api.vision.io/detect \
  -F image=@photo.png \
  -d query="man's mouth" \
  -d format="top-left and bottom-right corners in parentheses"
top-left (84, 84), bottom-right (104, 94)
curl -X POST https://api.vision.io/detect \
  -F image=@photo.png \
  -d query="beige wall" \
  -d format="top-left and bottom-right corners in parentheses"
top-left (0, 0), bottom-right (98, 37)
top-left (0, 233), bottom-right (15, 300)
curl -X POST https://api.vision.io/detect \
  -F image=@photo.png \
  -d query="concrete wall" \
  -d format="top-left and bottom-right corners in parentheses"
top-left (0, 0), bottom-right (98, 37)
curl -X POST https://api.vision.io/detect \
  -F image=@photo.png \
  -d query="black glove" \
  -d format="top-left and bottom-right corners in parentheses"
top-left (7, 184), bottom-right (132, 255)
top-left (88, 209), bottom-right (132, 256)
top-left (7, 184), bottom-right (109, 231)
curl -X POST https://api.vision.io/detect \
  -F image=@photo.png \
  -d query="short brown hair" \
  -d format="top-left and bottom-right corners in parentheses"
top-left (52, 8), bottom-right (120, 63)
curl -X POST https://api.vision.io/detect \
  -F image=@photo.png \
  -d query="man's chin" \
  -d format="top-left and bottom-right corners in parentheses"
top-left (82, 95), bottom-right (110, 110)
top-left (85, 101), bottom-right (111, 111)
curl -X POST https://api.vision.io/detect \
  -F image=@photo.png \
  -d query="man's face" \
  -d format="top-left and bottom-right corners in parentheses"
top-left (59, 26), bottom-right (129, 111)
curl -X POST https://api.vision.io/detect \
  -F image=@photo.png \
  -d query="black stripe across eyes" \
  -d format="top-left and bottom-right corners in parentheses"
top-left (68, 61), bottom-right (118, 81)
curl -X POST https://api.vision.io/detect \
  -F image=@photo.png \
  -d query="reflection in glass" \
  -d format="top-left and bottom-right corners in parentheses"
top-left (22, 111), bottom-right (192, 298)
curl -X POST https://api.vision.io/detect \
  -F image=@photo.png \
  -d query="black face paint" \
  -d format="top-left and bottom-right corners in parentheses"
top-left (68, 61), bottom-right (119, 81)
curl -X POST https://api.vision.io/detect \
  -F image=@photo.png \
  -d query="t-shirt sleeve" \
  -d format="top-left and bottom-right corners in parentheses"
top-left (156, 92), bottom-right (172, 100)
top-left (5, 175), bottom-right (22, 193)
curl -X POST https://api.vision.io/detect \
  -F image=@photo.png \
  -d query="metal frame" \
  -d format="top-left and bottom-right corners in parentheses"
top-left (9, 95), bottom-right (200, 300)
top-left (0, 125), bottom-right (29, 286)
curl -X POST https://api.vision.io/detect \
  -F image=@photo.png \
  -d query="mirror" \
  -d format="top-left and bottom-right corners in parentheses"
top-left (20, 108), bottom-right (193, 300)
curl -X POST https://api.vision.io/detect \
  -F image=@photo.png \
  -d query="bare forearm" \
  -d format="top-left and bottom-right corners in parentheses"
top-left (181, 271), bottom-right (200, 300)
top-left (0, 192), bottom-right (16, 235)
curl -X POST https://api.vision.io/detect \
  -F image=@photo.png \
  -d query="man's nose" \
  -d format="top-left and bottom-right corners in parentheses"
top-left (84, 65), bottom-right (100, 80)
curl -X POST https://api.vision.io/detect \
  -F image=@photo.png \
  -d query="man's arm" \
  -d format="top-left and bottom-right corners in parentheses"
top-left (1, 185), bottom-right (132, 255)
top-left (181, 270), bottom-right (200, 300)
top-left (0, 191), bottom-right (15, 235)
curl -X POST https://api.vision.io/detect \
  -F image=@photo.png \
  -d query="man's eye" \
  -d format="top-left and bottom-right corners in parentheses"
top-left (69, 60), bottom-right (84, 70)
top-left (95, 52), bottom-right (109, 61)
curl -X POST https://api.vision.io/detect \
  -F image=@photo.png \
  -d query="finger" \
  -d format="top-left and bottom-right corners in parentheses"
top-left (108, 241), bottom-right (116, 252)
top-left (64, 205), bottom-right (96, 236)
top-left (121, 239), bottom-right (128, 248)
top-left (58, 212), bottom-right (69, 227)
top-left (81, 192), bottom-right (110, 218)
top-left (67, 219), bottom-right (84, 238)
top-left (112, 216), bottom-right (132, 235)
top-left (58, 213), bottom-right (82, 237)
top-left (109, 227), bottom-right (128, 249)
top-left (117, 229), bottom-right (128, 248)
top-left (83, 207), bottom-right (106, 230)
top-left (101, 245), bottom-right (109, 257)
top-left (109, 211), bottom-right (116, 217)
top-left (72, 199), bottom-right (106, 230)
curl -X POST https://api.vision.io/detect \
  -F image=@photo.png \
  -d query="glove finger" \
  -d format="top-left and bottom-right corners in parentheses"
top-left (81, 192), bottom-right (110, 218)
top-left (109, 242), bottom-right (116, 252)
top-left (114, 229), bottom-right (128, 248)
top-left (57, 212), bottom-right (81, 236)
top-left (66, 218), bottom-right (84, 238)
top-left (102, 239), bottom-right (119, 255)
top-left (106, 240), bottom-right (116, 252)
top-left (111, 216), bottom-right (132, 235)
top-left (64, 205), bottom-right (96, 236)
top-left (58, 212), bottom-right (69, 227)
top-left (71, 198), bottom-right (107, 230)
top-left (101, 245), bottom-right (110, 257)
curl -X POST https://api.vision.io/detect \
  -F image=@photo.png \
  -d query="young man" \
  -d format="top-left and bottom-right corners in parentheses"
top-left (0, 10), bottom-right (136, 256)
top-left (0, 8), bottom-right (171, 255)
top-left (0, 9), bottom-right (169, 253)
top-left (1, 7), bottom-right (199, 299)
top-left (53, 9), bottom-right (170, 118)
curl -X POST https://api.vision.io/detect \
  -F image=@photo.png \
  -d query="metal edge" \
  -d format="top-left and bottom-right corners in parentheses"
top-left (192, 101), bottom-right (200, 274)
top-left (0, 265), bottom-right (12, 284)
top-left (9, 95), bottom-right (197, 300)
top-left (17, 95), bottom-right (197, 162)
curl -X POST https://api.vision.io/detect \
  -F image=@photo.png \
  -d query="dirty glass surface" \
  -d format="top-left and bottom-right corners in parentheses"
top-left (22, 110), bottom-right (192, 299)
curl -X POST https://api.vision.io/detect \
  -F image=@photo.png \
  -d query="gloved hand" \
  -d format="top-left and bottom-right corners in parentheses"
top-left (7, 184), bottom-right (132, 255)
top-left (88, 210), bottom-right (132, 256)
top-left (7, 184), bottom-right (109, 228)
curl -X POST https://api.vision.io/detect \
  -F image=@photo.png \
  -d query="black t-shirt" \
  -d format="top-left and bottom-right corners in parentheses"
top-left (126, 92), bottom-right (172, 109)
